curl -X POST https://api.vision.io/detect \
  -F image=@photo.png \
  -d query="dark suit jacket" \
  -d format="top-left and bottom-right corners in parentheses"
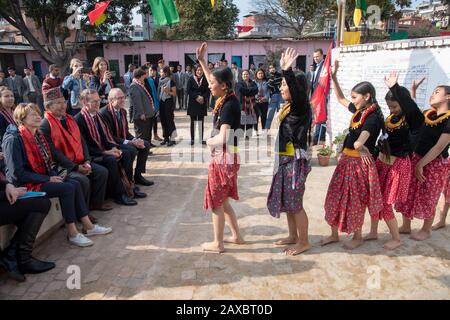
top-left (40, 117), bottom-right (91, 173)
top-left (74, 112), bottom-right (118, 158)
top-left (311, 61), bottom-right (324, 93)
top-left (186, 76), bottom-right (209, 117)
top-left (99, 106), bottom-right (134, 145)
top-left (5, 76), bottom-right (24, 96)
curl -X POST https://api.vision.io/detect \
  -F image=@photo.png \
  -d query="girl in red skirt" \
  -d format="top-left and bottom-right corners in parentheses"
top-left (432, 170), bottom-right (450, 230)
top-left (266, 48), bottom-right (312, 256)
top-left (196, 42), bottom-right (245, 253)
top-left (396, 85), bottom-right (450, 241)
top-left (364, 72), bottom-right (424, 250)
top-left (322, 60), bottom-right (384, 250)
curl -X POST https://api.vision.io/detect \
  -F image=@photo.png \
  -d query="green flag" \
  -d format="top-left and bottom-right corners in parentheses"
top-left (148, 0), bottom-right (180, 27)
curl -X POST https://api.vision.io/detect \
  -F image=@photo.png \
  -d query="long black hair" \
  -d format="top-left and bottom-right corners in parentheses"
top-left (212, 67), bottom-right (234, 93)
top-left (293, 70), bottom-right (313, 146)
top-left (352, 81), bottom-right (390, 158)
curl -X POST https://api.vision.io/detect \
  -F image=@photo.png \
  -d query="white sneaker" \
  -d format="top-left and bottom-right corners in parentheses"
top-left (68, 233), bottom-right (94, 247)
top-left (84, 224), bottom-right (112, 236)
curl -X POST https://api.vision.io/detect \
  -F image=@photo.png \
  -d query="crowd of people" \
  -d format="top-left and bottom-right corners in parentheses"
top-left (1, 43), bottom-right (449, 283)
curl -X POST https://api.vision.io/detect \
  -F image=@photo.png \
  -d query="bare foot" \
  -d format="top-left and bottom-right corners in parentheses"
top-left (432, 220), bottom-right (446, 231)
top-left (274, 236), bottom-right (298, 246)
top-left (398, 225), bottom-right (411, 234)
top-left (320, 235), bottom-right (339, 246)
top-left (363, 232), bottom-right (378, 241)
top-left (283, 243), bottom-right (311, 256)
top-left (201, 241), bottom-right (225, 253)
top-left (343, 239), bottom-right (364, 250)
top-left (383, 239), bottom-right (402, 250)
top-left (224, 236), bottom-right (246, 245)
top-left (410, 230), bottom-right (431, 241)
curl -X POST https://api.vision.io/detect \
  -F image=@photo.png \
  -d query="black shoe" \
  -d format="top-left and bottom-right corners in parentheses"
top-left (115, 194), bottom-right (138, 206)
top-left (149, 143), bottom-right (157, 148)
top-left (134, 175), bottom-right (154, 186)
top-left (19, 258), bottom-right (55, 275)
top-left (167, 140), bottom-right (176, 147)
top-left (0, 249), bottom-right (26, 282)
top-left (160, 140), bottom-right (168, 146)
top-left (148, 150), bottom-right (153, 156)
top-left (190, 140), bottom-right (195, 146)
top-left (202, 140), bottom-right (207, 145)
top-left (133, 187), bottom-right (147, 199)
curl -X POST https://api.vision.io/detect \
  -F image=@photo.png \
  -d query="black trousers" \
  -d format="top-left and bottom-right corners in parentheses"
top-left (94, 155), bottom-right (126, 199)
top-left (255, 102), bottom-right (268, 131)
top-left (133, 117), bottom-right (152, 174)
top-left (190, 115), bottom-right (205, 142)
top-left (159, 98), bottom-right (176, 140)
top-left (152, 116), bottom-right (159, 136)
top-left (120, 142), bottom-right (150, 177)
top-left (68, 162), bottom-right (109, 208)
top-left (177, 89), bottom-right (184, 109)
top-left (40, 179), bottom-right (89, 224)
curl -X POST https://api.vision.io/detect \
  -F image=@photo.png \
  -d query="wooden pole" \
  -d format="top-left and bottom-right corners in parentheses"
top-left (340, 0), bottom-right (346, 47)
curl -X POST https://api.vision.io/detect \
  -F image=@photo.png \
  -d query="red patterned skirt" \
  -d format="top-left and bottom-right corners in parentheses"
top-left (374, 155), bottom-right (411, 221)
top-left (443, 171), bottom-right (450, 204)
top-left (324, 154), bottom-right (383, 233)
top-left (204, 151), bottom-right (240, 210)
top-left (395, 153), bottom-right (448, 220)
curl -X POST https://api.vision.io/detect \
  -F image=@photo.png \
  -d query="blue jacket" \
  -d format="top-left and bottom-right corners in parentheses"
top-left (145, 77), bottom-right (160, 113)
top-left (62, 75), bottom-right (88, 107)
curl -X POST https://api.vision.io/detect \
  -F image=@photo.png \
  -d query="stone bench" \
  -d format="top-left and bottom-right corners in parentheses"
top-left (0, 198), bottom-right (64, 251)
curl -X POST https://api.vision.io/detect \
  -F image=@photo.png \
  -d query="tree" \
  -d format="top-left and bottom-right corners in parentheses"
top-left (0, 0), bottom-right (140, 70)
top-left (155, 0), bottom-right (239, 40)
top-left (255, 0), bottom-right (336, 37)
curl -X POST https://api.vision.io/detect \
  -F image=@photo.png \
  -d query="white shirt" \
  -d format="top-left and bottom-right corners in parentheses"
top-left (26, 76), bottom-right (36, 92)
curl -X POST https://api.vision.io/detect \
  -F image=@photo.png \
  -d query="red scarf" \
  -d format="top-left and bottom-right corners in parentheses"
top-left (80, 107), bottom-right (116, 151)
top-left (0, 109), bottom-right (15, 125)
top-left (19, 125), bottom-right (53, 191)
top-left (132, 79), bottom-right (154, 108)
top-left (107, 104), bottom-right (127, 139)
top-left (45, 111), bottom-right (84, 164)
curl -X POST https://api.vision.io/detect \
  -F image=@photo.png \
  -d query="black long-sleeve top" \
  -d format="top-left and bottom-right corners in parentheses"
top-left (267, 72), bottom-right (282, 96)
top-left (235, 80), bottom-right (258, 111)
top-left (415, 111), bottom-right (450, 158)
top-left (385, 83), bottom-right (424, 157)
top-left (276, 69), bottom-right (311, 153)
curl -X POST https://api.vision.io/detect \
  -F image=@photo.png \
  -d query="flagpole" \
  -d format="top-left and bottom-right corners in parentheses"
top-left (340, 0), bottom-right (346, 47)
top-left (336, 1), bottom-right (342, 46)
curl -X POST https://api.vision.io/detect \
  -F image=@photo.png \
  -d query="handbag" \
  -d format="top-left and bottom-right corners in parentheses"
top-left (118, 163), bottom-right (134, 198)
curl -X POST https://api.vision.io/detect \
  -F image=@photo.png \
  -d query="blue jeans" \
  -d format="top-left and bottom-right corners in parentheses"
top-left (265, 94), bottom-right (283, 129)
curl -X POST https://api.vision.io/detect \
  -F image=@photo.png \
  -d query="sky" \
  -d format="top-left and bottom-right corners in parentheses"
top-left (132, 0), bottom-right (254, 26)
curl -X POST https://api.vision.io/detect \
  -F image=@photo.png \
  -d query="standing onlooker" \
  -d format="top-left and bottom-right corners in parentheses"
top-left (182, 65), bottom-right (193, 110)
top-left (254, 69), bottom-right (270, 134)
top-left (90, 57), bottom-right (115, 108)
top-left (6, 67), bottom-right (24, 104)
top-left (158, 66), bottom-right (177, 146)
top-left (62, 58), bottom-right (89, 116)
top-left (0, 71), bottom-right (7, 87)
top-left (306, 64), bottom-right (314, 97)
top-left (236, 70), bottom-right (258, 139)
top-left (311, 48), bottom-right (326, 145)
top-left (22, 67), bottom-right (43, 111)
top-left (174, 65), bottom-right (185, 110)
top-left (266, 63), bottom-right (283, 130)
top-left (148, 65), bottom-right (162, 142)
top-left (157, 59), bottom-right (165, 70)
top-left (207, 62), bottom-right (214, 71)
top-left (231, 62), bottom-right (242, 91)
top-left (222, 59), bottom-right (229, 68)
top-left (42, 64), bottom-right (63, 93)
top-left (249, 63), bottom-right (257, 80)
top-left (187, 66), bottom-right (209, 145)
top-left (123, 64), bottom-right (136, 95)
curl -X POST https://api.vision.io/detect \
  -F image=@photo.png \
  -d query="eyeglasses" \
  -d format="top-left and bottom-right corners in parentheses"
top-left (88, 100), bottom-right (101, 105)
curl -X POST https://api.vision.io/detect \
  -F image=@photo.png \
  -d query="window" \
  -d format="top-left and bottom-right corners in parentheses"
top-left (124, 54), bottom-right (141, 70)
top-left (208, 53), bottom-right (225, 64)
top-left (8, 35), bottom-right (15, 43)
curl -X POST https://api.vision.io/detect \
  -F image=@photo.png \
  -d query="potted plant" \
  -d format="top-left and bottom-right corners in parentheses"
top-left (332, 129), bottom-right (348, 160)
top-left (317, 144), bottom-right (333, 166)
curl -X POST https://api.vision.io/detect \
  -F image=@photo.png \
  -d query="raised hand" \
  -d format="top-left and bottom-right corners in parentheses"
top-left (280, 47), bottom-right (299, 71)
top-left (196, 42), bottom-right (208, 62)
top-left (411, 77), bottom-right (426, 98)
top-left (384, 71), bottom-right (399, 89)
top-left (331, 60), bottom-right (339, 78)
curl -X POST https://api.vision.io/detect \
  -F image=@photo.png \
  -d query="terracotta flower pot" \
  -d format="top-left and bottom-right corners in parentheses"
top-left (318, 154), bottom-right (331, 166)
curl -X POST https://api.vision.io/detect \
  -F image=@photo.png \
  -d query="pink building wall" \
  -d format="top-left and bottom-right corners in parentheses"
top-left (101, 39), bottom-right (332, 76)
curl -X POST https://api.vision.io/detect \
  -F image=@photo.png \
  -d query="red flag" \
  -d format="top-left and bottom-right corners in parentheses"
top-left (236, 25), bottom-right (254, 33)
top-left (310, 41), bottom-right (334, 124)
top-left (88, 1), bottom-right (110, 25)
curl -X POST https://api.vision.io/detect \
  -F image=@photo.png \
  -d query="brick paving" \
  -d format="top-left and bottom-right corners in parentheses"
top-left (1, 112), bottom-right (450, 299)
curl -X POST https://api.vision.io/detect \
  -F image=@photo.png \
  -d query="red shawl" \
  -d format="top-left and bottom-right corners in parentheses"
top-left (45, 111), bottom-right (84, 164)
top-left (80, 107), bottom-right (116, 151)
top-left (19, 125), bottom-right (53, 191)
top-left (0, 109), bottom-right (15, 125)
top-left (107, 104), bottom-right (127, 139)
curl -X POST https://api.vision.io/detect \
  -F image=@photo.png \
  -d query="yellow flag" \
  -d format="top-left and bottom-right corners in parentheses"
top-left (353, 9), bottom-right (362, 27)
top-left (94, 13), bottom-right (107, 26)
top-left (211, 0), bottom-right (215, 8)
top-left (344, 31), bottom-right (361, 45)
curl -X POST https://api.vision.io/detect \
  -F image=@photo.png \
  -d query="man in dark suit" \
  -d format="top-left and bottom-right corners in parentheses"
top-left (100, 87), bottom-right (154, 186)
top-left (39, 87), bottom-right (112, 214)
top-left (311, 48), bottom-right (327, 145)
top-left (5, 67), bottom-right (24, 103)
top-left (75, 89), bottom-right (141, 206)
top-left (23, 67), bottom-right (43, 111)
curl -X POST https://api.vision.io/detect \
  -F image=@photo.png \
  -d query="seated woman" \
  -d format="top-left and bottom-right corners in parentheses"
top-left (2, 103), bottom-right (112, 248)
top-left (0, 176), bottom-right (55, 282)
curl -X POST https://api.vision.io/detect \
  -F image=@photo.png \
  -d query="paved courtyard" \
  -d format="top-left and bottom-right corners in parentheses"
top-left (1, 112), bottom-right (449, 300)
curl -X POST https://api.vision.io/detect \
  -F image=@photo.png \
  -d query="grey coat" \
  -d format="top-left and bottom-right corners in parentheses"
top-left (23, 75), bottom-right (43, 97)
top-left (129, 82), bottom-right (155, 120)
top-left (5, 76), bottom-right (24, 96)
